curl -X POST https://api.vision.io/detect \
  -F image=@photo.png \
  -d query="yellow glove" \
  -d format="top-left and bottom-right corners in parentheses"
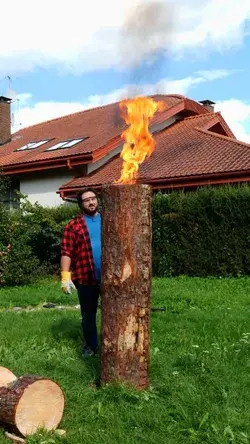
top-left (61, 271), bottom-right (76, 294)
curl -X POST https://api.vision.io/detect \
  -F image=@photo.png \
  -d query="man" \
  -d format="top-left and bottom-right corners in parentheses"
top-left (60, 188), bottom-right (101, 357)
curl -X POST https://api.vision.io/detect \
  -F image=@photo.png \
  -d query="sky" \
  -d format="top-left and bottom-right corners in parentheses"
top-left (0, 0), bottom-right (250, 142)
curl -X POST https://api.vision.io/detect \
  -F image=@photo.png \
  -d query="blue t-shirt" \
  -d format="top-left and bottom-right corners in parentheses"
top-left (84, 214), bottom-right (101, 281)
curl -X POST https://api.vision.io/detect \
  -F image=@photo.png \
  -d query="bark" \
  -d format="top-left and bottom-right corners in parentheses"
top-left (101, 184), bottom-right (152, 389)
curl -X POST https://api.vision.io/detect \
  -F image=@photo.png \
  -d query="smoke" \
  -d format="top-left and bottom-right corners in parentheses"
top-left (119, 1), bottom-right (175, 97)
top-left (112, 1), bottom-right (175, 125)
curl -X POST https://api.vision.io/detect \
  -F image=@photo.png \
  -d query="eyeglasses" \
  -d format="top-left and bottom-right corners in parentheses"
top-left (82, 196), bottom-right (97, 203)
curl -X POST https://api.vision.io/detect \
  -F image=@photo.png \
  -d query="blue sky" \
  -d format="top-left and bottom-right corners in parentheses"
top-left (1, 0), bottom-right (250, 141)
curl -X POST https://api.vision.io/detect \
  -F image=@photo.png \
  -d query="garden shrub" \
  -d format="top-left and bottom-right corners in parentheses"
top-left (152, 184), bottom-right (250, 277)
top-left (1, 182), bottom-right (250, 286)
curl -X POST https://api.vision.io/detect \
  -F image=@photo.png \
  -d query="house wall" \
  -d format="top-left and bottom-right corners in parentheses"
top-left (20, 171), bottom-right (75, 207)
top-left (87, 144), bottom-right (123, 174)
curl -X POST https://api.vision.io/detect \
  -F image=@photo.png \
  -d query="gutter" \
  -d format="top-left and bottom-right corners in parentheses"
top-left (145, 169), bottom-right (250, 189)
top-left (1, 154), bottom-right (93, 175)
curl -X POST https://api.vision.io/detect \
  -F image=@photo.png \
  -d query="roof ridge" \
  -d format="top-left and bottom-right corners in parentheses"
top-left (184, 112), bottom-right (220, 120)
top-left (153, 93), bottom-right (185, 99)
top-left (14, 94), bottom-right (184, 135)
top-left (14, 101), bottom-right (118, 134)
top-left (186, 112), bottom-right (235, 138)
top-left (196, 127), bottom-right (250, 148)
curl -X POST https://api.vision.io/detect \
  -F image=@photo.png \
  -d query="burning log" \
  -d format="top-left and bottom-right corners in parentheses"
top-left (0, 374), bottom-right (64, 437)
top-left (117, 96), bottom-right (165, 184)
top-left (101, 184), bottom-right (152, 389)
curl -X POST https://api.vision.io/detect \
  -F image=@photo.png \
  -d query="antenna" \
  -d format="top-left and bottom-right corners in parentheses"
top-left (7, 75), bottom-right (11, 88)
top-left (6, 76), bottom-right (17, 101)
top-left (3, 75), bottom-right (23, 130)
top-left (11, 98), bottom-right (22, 130)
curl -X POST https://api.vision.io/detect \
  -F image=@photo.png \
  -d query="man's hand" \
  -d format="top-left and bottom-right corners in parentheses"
top-left (61, 271), bottom-right (76, 294)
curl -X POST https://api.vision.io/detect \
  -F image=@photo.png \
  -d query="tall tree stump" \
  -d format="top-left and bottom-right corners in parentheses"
top-left (101, 184), bottom-right (152, 389)
top-left (0, 375), bottom-right (65, 437)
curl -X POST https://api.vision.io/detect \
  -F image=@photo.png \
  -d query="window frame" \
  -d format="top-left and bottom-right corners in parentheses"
top-left (45, 137), bottom-right (88, 152)
top-left (15, 139), bottom-right (54, 152)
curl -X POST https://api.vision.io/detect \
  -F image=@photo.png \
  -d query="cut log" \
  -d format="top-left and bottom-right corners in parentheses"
top-left (5, 432), bottom-right (26, 443)
top-left (0, 375), bottom-right (65, 437)
top-left (101, 184), bottom-right (152, 389)
top-left (0, 367), bottom-right (17, 387)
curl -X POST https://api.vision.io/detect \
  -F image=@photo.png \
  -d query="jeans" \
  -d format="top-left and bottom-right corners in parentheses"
top-left (76, 284), bottom-right (100, 352)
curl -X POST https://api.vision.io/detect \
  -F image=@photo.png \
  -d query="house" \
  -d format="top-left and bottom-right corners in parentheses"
top-left (0, 94), bottom-right (250, 207)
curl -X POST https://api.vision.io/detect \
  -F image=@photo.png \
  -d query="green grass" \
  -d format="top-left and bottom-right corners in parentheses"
top-left (0, 279), bottom-right (78, 308)
top-left (0, 277), bottom-right (250, 444)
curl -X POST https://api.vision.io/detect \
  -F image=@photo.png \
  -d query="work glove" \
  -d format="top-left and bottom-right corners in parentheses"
top-left (61, 271), bottom-right (76, 294)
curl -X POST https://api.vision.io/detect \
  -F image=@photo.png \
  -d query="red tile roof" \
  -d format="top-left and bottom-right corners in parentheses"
top-left (60, 112), bottom-right (250, 192)
top-left (1, 94), bottom-right (206, 172)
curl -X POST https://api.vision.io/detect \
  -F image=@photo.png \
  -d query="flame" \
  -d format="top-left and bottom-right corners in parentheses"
top-left (116, 96), bottom-right (165, 184)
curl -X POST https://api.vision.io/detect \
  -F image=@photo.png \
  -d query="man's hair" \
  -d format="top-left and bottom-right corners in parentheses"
top-left (76, 188), bottom-right (97, 208)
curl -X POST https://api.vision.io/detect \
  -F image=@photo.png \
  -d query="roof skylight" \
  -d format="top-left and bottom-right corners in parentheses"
top-left (46, 138), bottom-right (87, 151)
top-left (16, 140), bottom-right (50, 151)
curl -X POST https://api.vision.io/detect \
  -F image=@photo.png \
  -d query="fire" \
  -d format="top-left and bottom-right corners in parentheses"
top-left (116, 96), bottom-right (165, 184)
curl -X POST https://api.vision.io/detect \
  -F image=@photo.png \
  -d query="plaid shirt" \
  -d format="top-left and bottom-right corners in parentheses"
top-left (61, 214), bottom-right (97, 285)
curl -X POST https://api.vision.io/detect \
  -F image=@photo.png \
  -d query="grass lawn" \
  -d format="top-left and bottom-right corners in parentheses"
top-left (0, 277), bottom-right (250, 444)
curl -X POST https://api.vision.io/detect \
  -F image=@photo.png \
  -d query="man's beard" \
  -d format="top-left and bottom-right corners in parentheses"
top-left (83, 205), bottom-right (98, 216)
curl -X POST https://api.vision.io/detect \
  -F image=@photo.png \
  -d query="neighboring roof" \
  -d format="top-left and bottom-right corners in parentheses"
top-left (59, 112), bottom-right (250, 193)
top-left (0, 94), bottom-right (214, 174)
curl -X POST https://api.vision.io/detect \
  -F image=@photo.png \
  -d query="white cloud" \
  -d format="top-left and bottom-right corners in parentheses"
top-left (0, 0), bottom-right (250, 75)
top-left (11, 100), bottom-right (87, 131)
top-left (195, 69), bottom-right (241, 81)
top-left (12, 69), bottom-right (235, 130)
top-left (155, 69), bottom-right (235, 95)
top-left (215, 99), bottom-right (250, 143)
top-left (173, 0), bottom-right (250, 55)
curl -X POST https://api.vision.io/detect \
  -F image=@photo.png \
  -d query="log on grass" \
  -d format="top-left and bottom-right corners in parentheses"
top-left (0, 375), bottom-right (65, 437)
top-left (5, 432), bottom-right (26, 443)
top-left (0, 367), bottom-right (17, 387)
top-left (101, 184), bottom-right (152, 389)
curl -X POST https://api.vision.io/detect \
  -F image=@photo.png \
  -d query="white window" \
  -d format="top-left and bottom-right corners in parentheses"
top-left (46, 142), bottom-right (66, 151)
top-left (63, 138), bottom-right (85, 147)
top-left (46, 138), bottom-right (87, 151)
top-left (16, 140), bottom-right (50, 151)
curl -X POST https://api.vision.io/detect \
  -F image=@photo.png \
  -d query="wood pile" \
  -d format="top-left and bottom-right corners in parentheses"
top-left (0, 366), bottom-right (65, 440)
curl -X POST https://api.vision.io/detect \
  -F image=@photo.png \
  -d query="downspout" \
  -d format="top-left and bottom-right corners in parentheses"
top-left (67, 159), bottom-right (72, 169)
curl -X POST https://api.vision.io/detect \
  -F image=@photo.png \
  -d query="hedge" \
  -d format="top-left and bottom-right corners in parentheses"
top-left (0, 183), bottom-right (250, 285)
top-left (152, 184), bottom-right (250, 277)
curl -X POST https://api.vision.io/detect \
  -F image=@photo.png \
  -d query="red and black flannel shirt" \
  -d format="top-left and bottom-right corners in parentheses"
top-left (61, 214), bottom-right (96, 285)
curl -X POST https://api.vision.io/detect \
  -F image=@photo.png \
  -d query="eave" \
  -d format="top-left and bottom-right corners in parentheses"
top-left (59, 169), bottom-right (250, 198)
top-left (1, 153), bottom-right (93, 175)
top-left (146, 169), bottom-right (250, 189)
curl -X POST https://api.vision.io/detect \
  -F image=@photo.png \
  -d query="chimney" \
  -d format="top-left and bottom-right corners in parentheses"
top-left (199, 99), bottom-right (215, 113)
top-left (0, 96), bottom-right (11, 145)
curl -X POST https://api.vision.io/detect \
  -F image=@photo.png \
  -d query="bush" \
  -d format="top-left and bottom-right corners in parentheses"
top-left (1, 183), bottom-right (250, 286)
top-left (0, 178), bottom-right (78, 285)
top-left (10, 199), bottom-right (79, 277)
top-left (0, 199), bottom-right (41, 286)
top-left (152, 184), bottom-right (250, 277)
